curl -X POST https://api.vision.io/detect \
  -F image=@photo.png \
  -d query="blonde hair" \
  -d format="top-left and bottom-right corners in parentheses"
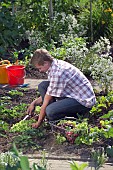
top-left (31, 49), bottom-right (53, 66)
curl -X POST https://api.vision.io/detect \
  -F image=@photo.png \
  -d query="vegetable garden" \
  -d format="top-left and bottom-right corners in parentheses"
top-left (0, 0), bottom-right (113, 169)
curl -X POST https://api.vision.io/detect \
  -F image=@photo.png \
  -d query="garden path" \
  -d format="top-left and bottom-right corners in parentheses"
top-left (29, 157), bottom-right (113, 170)
top-left (25, 78), bottom-right (47, 89)
top-left (25, 78), bottom-right (113, 170)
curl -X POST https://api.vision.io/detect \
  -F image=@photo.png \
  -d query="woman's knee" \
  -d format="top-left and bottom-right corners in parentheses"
top-left (46, 106), bottom-right (58, 121)
top-left (46, 106), bottom-right (53, 120)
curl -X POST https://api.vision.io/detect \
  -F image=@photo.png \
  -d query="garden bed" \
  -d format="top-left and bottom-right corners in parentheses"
top-left (0, 69), bottom-right (113, 158)
top-left (0, 83), bottom-right (113, 159)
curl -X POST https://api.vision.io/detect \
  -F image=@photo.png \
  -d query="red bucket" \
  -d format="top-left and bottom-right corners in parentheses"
top-left (6, 65), bottom-right (25, 86)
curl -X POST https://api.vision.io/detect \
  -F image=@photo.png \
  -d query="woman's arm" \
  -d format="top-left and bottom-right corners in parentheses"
top-left (32, 94), bottom-right (53, 128)
top-left (27, 96), bottom-right (42, 115)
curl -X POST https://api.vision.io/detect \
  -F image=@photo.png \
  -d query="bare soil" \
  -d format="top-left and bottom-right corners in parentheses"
top-left (26, 65), bottom-right (48, 79)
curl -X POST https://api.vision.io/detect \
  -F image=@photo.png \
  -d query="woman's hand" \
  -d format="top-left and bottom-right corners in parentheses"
top-left (31, 94), bottom-right (53, 128)
top-left (32, 122), bottom-right (40, 128)
top-left (27, 103), bottom-right (35, 115)
top-left (32, 105), bottom-right (46, 128)
top-left (27, 96), bottom-right (42, 115)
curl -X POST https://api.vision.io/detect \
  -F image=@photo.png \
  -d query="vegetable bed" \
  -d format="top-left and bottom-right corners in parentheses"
top-left (0, 87), bottom-right (113, 159)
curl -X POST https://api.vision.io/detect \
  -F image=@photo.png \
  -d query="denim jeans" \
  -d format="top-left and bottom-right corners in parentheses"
top-left (38, 81), bottom-right (91, 121)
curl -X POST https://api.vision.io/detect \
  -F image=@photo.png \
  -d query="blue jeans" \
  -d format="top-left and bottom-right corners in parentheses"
top-left (38, 81), bottom-right (91, 121)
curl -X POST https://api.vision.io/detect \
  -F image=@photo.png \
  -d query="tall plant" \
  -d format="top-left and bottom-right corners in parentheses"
top-left (89, 56), bottom-right (113, 94)
top-left (0, 1), bottom-right (24, 58)
top-left (78, 0), bottom-right (113, 42)
top-left (89, 37), bottom-right (113, 93)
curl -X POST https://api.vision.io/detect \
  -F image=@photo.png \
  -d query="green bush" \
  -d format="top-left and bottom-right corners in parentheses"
top-left (0, 1), bottom-right (24, 58)
top-left (78, 0), bottom-right (113, 42)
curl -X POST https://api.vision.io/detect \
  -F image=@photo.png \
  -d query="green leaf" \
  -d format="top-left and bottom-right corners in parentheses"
top-left (12, 143), bottom-right (19, 156)
top-left (20, 156), bottom-right (31, 170)
top-left (33, 163), bottom-right (46, 170)
top-left (70, 161), bottom-right (79, 170)
top-left (70, 161), bottom-right (88, 170)
top-left (79, 163), bottom-right (88, 170)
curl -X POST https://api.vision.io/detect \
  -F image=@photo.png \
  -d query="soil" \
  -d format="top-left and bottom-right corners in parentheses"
top-left (0, 67), bottom-right (113, 158)
top-left (25, 65), bottom-right (48, 79)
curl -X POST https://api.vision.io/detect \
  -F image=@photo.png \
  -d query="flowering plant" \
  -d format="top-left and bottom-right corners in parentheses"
top-left (89, 56), bottom-right (113, 93)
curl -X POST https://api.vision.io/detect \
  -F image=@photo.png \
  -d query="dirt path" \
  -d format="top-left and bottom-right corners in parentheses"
top-left (25, 78), bottom-right (47, 89)
top-left (29, 156), bottom-right (113, 170)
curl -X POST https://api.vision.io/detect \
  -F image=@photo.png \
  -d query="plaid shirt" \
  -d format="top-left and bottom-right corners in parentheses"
top-left (46, 59), bottom-right (96, 108)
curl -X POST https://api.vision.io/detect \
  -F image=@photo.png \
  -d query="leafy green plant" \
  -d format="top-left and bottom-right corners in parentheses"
top-left (10, 119), bottom-right (36, 132)
top-left (73, 120), bottom-right (101, 145)
top-left (56, 133), bottom-right (66, 144)
top-left (54, 118), bottom-right (102, 145)
top-left (0, 143), bottom-right (48, 170)
top-left (13, 127), bottom-right (45, 152)
top-left (90, 91), bottom-right (113, 122)
top-left (91, 148), bottom-right (108, 170)
top-left (8, 90), bottom-right (23, 98)
top-left (0, 96), bottom-right (11, 101)
top-left (13, 134), bottom-right (41, 153)
top-left (13, 103), bottom-right (28, 112)
top-left (90, 103), bottom-right (107, 116)
top-left (100, 110), bottom-right (113, 119)
top-left (78, 0), bottom-right (113, 42)
top-left (101, 125), bottom-right (113, 139)
top-left (0, 106), bottom-right (19, 120)
top-left (35, 106), bottom-right (41, 114)
top-left (49, 13), bottom-right (82, 42)
top-left (69, 161), bottom-right (88, 170)
top-left (0, 150), bottom-right (20, 170)
top-left (0, 103), bottom-right (27, 120)
top-left (0, 120), bottom-right (9, 133)
top-left (0, 1), bottom-right (24, 58)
